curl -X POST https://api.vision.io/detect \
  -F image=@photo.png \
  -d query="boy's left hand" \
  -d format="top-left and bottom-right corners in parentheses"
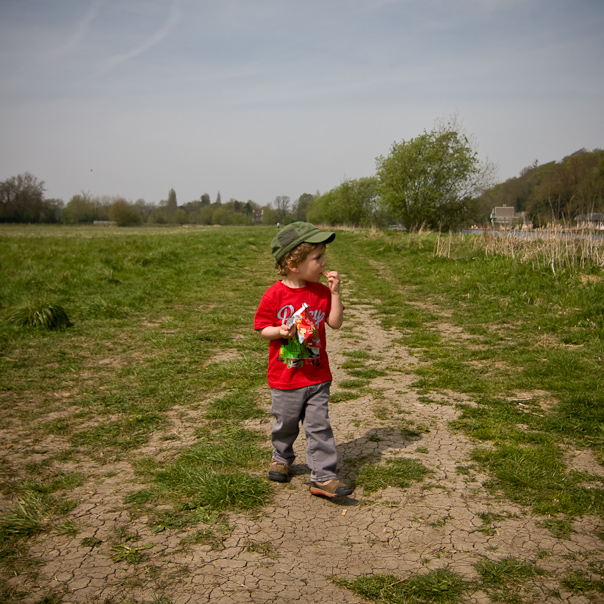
top-left (325, 270), bottom-right (340, 294)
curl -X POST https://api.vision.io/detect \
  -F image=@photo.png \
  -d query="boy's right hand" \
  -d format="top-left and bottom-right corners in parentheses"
top-left (279, 323), bottom-right (296, 339)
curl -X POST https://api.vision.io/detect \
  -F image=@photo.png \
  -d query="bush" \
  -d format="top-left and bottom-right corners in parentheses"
top-left (109, 199), bottom-right (142, 226)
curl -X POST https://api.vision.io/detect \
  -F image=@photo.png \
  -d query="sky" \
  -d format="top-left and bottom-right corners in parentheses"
top-left (1, 0), bottom-right (603, 207)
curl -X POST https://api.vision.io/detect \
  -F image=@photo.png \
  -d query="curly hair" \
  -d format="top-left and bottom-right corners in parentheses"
top-left (277, 242), bottom-right (318, 276)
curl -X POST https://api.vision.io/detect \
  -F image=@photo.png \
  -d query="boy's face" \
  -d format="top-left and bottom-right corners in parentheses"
top-left (292, 243), bottom-right (327, 283)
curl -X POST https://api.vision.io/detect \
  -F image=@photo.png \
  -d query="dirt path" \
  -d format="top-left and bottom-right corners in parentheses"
top-left (7, 302), bottom-right (604, 603)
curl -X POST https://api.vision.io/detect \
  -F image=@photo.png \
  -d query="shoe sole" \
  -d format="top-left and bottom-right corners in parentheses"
top-left (309, 484), bottom-right (353, 498)
top-left (268, 471), bottom-right (288, 483)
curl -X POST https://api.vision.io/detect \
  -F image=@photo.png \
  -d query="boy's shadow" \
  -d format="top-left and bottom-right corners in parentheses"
top-left (290, 426), bottom-right (424, 505)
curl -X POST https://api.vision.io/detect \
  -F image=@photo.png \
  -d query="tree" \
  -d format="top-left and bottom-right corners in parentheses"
top-left (0, 173), bottom-right (46, 223)
top-left (273, 195), bottom-right (291, 222)
top-left (262, 206), bottom-right (278, 225)
top-left (528, 149), bottom-right (604, 224)
top-left (62, 192), bottom-right (98, 224)
top-left (307, 177), bottom-right (385, 227)
top-left (292, 193), bottom-right (314, 222)
top-left (165, 188), bottom-right (177, 222)
top-left (376, 119), bottom-right (491, 230)
top-left (134, 198), bottom-right (154, 223)
top-left (40, 198), bottom-right (64, 223)
top-left (109, 198), bottom-right (142, 226)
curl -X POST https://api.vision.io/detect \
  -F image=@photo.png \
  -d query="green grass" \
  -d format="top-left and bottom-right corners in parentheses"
top-left (0, 225), bottom-right (277, 583)
top-left (563, 570), bottom-right (604, 596)
top-left (331, 391), bottom-right (361, 403)
top-left (330, 230), bottom-right (604, 520)
top-left (474, 556), bottom-right (548, 589)
top-left (335, 568), bottom-right (470, 604)
top-left (336, 557), bottom-right (551, 604)
top-left (356, 458), bottom-right (433, 494)
top-left (2, 224), bottom-right (603, 599)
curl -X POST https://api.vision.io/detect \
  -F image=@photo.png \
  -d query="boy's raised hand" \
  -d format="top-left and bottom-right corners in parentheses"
top-left (325, 270), bottom-right (340, 295)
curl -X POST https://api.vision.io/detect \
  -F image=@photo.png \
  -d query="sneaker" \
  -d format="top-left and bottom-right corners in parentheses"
top-left (268, 460), bottom-right (290, 482)
top-left (310, 479), bottom-right (354, 498)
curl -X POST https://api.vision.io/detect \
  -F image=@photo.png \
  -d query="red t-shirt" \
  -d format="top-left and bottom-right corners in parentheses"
top-left (254, 280), bottom-right (333, 389)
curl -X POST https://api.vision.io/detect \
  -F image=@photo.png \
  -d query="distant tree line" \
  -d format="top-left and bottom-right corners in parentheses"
top-left (3, 127), bottom-right (602, 230)
top-left (0, 177), bottom-right (314, 227)
top-left (476, 148), bottom-right (604, 227)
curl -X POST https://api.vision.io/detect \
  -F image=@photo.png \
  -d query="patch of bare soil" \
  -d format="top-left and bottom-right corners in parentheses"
top-left (4, 303), bottom-right (604, 604)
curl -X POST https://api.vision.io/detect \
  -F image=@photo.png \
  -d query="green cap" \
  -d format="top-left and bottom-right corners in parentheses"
top-left (271, 221), bottom-right (335, 263)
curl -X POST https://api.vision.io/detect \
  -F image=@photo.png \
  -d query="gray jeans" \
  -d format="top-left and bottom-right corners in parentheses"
top-left (270, 381), bottom-right (338, 482)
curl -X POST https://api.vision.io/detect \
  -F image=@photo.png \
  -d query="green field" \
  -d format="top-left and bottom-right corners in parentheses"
top-left (1, 224), bottom-right (603, 603)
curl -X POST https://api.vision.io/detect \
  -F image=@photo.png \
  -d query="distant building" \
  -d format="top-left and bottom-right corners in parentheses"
top-left (575, 213), bottom-right (604, 230)
top-left (490, 204), bottom-right (525, 227)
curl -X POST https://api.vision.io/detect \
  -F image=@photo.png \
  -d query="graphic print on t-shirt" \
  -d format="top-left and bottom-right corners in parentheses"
top-left (277, 303), bottom-right (323, 369)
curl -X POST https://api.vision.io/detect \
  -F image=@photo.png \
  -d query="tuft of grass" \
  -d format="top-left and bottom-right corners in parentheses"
top-left (155, 468), bottom-right (269, 512)
top-left (331, 391), bottom-right (361, 403)
top-left (0, 494), bottom-right (46, 539)
top-left (204, 390), bottom-right (267, 421)
top-left (472, 443), bottom-right (604, 517)
top-left (562, 570), bottom-right (604, 596)
top-left (539, 518), bottom-right (573, 540)
top-left (150, 507), bottom-right (221, 534)
top-left (0, 489), bottom-right (78, 550)
top-left (126, 423), bottom-right (272, 525)
top-left (346, 367), bottom-right (387, 379)
top-left (342, 350), bottom-right (373, 360)
top-left (475, 512), bottom-right (516, 536)
top-left (70, 412), bottom-right (163, 452)
top-left (7, 302), bottom-right (73, 330)
top-left (474, 556), bottom-right (548, 590)
top-left (245, 540), bottom-right (279, 558)
top-left (111, 542), bottom-right (154, 564)
top-left (356, 458), bottom-right (433, 495)
top-left (334, 568), bottom-right (470, 604)
top-left (182, 528), bottom-right (225, 549)
top-left (339, 378), bottom-right (370, 389)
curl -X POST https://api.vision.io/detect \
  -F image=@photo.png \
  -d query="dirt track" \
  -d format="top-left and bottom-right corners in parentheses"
top-left (5, 302), bottom-right (604, 603)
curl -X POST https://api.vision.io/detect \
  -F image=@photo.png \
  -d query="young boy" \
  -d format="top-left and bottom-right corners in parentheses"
top-left (254, 221), bottom-right (354, 499)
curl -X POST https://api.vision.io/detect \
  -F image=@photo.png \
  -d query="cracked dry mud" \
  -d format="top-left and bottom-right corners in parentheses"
top-left (4, 302), bottom-right (604, 603)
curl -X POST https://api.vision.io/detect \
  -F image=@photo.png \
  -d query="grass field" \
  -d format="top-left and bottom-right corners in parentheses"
top-left (1, 224), bottom-right (603, 603)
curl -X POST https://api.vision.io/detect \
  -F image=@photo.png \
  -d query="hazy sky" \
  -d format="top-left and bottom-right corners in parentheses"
top-left (1, 0), bottom-right (603, 206)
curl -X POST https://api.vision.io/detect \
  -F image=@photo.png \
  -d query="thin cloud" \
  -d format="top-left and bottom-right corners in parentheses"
top-left (46, 0), bottom-right (105, 61)
top-left (98, 1), bottom-right (181, 74)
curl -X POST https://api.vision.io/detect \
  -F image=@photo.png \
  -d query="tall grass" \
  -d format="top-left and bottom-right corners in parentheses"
top-left (444, 228), bottom-right (604, 273)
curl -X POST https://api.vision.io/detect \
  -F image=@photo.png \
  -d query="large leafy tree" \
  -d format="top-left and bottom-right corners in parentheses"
top-left (376, 120), bottom-right (490, 230)
top-left (0, 172), bottom-right (47, 223)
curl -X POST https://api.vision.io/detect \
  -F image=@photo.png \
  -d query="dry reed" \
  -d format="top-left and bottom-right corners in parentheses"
top-left (470, 228), bottom-right (604, 273)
